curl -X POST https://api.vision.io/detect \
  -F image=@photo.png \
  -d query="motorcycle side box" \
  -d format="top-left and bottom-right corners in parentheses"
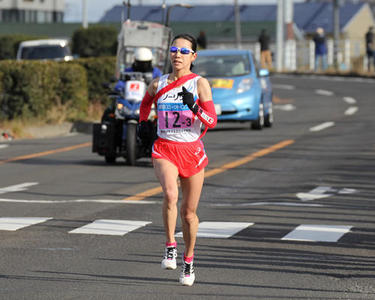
top-left (92, 122), bottom-right (116, 155)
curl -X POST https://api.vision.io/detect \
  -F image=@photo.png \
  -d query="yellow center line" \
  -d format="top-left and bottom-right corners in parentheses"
top-left (0, 142), bottom-right (92, 165)
top-left (123, 139), bottom-right (295, 201)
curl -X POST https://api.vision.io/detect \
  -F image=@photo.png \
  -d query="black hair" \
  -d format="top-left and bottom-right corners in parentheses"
top-left (172, 33), bottom-right (197, 53)
top-left (171, 33), bottom-right (197, 70)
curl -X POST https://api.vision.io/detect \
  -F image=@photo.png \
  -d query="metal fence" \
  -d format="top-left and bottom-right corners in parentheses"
top-left (208, 38), bottom-right (371, 72)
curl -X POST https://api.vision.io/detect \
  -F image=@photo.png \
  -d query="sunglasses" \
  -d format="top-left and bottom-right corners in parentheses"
top-left (170, 46), bottom-right (195, 55)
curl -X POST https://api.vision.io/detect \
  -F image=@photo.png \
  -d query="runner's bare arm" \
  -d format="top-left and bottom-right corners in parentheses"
top-left (139, 77), bottom-right (159, 122)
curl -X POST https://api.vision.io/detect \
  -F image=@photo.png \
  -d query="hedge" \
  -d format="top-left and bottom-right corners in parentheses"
top-left (0, 60), bottom-right (88, 121)
top-left (71, 56), bottom-right (116, 104)
top-left (0, 34), bottom-right (47, 60)
top-left (71, 25), bottom-right (118, 58)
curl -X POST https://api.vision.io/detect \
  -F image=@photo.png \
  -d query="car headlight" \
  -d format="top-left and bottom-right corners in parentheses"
top-left (237, 78), bottom-right (253, 94)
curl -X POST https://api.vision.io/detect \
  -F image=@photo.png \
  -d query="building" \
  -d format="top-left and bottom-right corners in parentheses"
top-left (100, 2), bottom-right (374, 42)
top-left (0, 0), bottom-right (65, 23)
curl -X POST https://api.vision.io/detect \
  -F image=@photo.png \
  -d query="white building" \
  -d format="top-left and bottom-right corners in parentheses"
top-left (0, 0), bottom-right (65, 23)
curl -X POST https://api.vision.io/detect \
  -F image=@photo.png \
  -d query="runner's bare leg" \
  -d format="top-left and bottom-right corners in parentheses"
top-left (180, 169), bottom-right (205, 257)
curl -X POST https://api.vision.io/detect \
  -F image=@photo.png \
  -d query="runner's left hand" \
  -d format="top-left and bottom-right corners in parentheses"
top-left (178, 87), bottom-right (198, 113)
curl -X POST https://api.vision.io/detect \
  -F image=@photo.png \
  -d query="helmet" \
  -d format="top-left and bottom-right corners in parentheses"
top-left (134, 47), bottom-right (153, 62)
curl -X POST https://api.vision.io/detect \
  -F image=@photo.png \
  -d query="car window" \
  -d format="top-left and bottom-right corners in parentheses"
top-left (194, 54), bottom-right (251, 77)
top-left (21, 45), bottom-right (71, 60)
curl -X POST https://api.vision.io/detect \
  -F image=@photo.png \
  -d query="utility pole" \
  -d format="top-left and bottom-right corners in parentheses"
top-left (333, 0), bottom-right (340, 70)
top-left (82, 0), bottom-right (88, 28)
top-left (276, 0), bottom-right (284, 71)
top-left (234, 0), bottom-right (242, 49)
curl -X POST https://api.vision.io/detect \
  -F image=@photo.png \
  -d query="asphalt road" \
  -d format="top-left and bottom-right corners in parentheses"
top-left (0, 74), bottom-right (374, 300)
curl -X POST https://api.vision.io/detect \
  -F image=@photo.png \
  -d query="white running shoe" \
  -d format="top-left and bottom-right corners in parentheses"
top-left (179, 259), bottom-right (195, 286)
top-left (161, 247), bottom-right (177, 270)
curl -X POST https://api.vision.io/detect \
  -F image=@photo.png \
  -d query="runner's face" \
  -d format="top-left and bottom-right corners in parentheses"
top-left (170, 38), bottom-right (196, 72)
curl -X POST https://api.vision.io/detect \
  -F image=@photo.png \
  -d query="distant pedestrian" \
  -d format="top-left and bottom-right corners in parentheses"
top-left (197, 31), bottom-right (207, 50)
top-left (365, 26), bottom-right (375, 71)
top-left (313, 27), bottom-right (328, 72)
top-left (258, 29), bottom-right (272, 69)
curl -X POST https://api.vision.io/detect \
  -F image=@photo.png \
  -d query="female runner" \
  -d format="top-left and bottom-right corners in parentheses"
top-left (139, 33), bottom-right (217, 286)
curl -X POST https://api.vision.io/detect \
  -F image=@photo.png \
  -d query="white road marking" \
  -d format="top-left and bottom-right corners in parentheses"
top-left (0, 217), bottom-right (52, 231)
top-left (175, 222), bottom-right (254, 239)
top-left (282, 224), bottom-right (352, 242)
top-left (274, 104), bottom-right (296, 111)
top-left (343, 97), bottom-right (357, 104)
top-left (0, 198), bottom-right (157, 204)
top-left (297, 186), bottom-right (357, 201)
top-left (344, 106), bottom-right (358, 116)
top-left (273, 84), bottom-right (295, 90)
top-left (0, 144), bottom-right (9, 149)
top-left (338, 188), bottom-right (357, 194)
top-left (309, 122), bottom-right (335, 132)
top-left (297, 186), bottom-right (335, 201)
top-left (315, 89), bottom-right (334, 96)
top-left (210, 202), bottom-right (324, 207)
top-left (69, 219), bottom-right (151, 236)
top-left (0, 182), bottom-right (39, 195)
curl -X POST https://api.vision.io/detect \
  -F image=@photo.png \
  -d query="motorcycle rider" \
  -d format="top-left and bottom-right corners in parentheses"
top-left (114, 47), bottom-right (162, 93)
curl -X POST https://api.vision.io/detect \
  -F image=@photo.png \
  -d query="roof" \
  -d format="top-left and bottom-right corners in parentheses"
top-left (197, 49), bottom-right (253, 56)
top-left (100, 2), bottom-right (369, 34)
top-left (19, 39), bottom-right (69, 47)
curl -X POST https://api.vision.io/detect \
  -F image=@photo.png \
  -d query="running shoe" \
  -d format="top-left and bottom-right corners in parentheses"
top-left (161, 246), bottom-right (177, 270)
top-left (179, 259), bottom-right (195, 286)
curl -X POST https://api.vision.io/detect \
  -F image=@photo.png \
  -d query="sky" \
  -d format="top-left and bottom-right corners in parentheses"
top-left (64, 0), bottom-right (281, 23)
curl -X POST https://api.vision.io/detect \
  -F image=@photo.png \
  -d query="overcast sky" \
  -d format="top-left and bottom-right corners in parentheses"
top-left (64, 0), bottom-right (282, 23)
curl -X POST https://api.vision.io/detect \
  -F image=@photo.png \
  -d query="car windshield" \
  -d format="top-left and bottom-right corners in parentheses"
top-left (194, 54), bottom-right (251, 77)
top-left (21, 45), bottom-right (71, 60)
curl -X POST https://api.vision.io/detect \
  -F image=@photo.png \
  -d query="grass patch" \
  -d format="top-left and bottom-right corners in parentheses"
top-left (0, 101), bottom-right (105, 139)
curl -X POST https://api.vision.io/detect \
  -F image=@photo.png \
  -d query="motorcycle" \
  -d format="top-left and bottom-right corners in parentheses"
top-left (92, 72), bottom-right (156, 165)
top-left (92, 18), bottom-right (172, 166)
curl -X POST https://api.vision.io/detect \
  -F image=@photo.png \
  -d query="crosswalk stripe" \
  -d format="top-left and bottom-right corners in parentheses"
top-left (0, 217), bottom-right (52, 231)
top-left (175, 222), bottom-right (254, 239)
top-left (281, 224), bottom-right (352, 242)
top-left (68, 219), bottom-right (151, 236)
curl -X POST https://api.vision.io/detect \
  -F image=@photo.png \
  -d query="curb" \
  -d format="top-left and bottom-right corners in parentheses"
top-left (0, 121), bottom-right (96, 142)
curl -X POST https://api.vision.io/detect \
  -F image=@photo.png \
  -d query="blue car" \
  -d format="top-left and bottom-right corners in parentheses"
top-left (194, 49), bottom-right (273, 129)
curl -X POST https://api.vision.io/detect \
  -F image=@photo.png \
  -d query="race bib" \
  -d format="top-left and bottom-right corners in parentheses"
top-left (158, 103), bottom-right (193, 131)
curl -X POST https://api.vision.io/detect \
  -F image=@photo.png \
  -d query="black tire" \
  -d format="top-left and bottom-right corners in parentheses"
top-left (251, 102), bottom-right (264, 130)
top-left (264, 102), bottom-right (273, 128)
top-left (126, 122), bottom-right (138, 166)
top-left (105, 154), bottom-right (116, 163)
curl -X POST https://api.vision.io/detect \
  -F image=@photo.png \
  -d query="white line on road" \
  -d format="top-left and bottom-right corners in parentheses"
top-left (315, 89), bottom-right (334, 96)
top-left (344, 106), bottom-right (358, 116)
top-left (0, 182), bottom-right (39, 195)
top-left (309, 122), bottom-right (335, 132)
top-left (0, 144), bottom-right (9, 149)
top-left (176, 222), bottom-right (254, 239)
top-left (69, 219), bottom-right (151, 236)
top-left (273, 84), bottom-right (295, 90)
top-left (0, 217), bottom-right (52, 231)
top-left (274, 104), bottom-right (296, 111)
top-left (0, 198), bottom-right (157, 204)
top-left (343, 97), bottom-right (357, 104)
top-left (209, 202), bottom-right (324, 207)
top-left (282, 224), bottom-right (352, 242)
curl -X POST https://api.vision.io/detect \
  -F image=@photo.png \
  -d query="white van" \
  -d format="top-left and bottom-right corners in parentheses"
top-left (16, 39), bottom-right (74, 61)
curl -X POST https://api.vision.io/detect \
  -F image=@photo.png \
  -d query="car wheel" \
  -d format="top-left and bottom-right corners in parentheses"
top-left (251, 102), bottom-right (264, 130)
top-left (264, 102), bottom-right (273, 127)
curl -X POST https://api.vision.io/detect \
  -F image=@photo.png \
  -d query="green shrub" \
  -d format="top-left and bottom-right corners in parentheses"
top-left (72, 25), bottom-right (118, 58)
top-left (0, 34), bottom-right (46, 60)
top-left (72, 56), bottom-right (116, 104)
top-left (0, 60), bottom-right (88, 121)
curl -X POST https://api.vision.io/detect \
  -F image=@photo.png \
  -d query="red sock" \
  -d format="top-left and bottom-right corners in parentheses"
top-left (166, 242), bottom-right (177, 248)
top-left (184, 253), bottom-right (194, 263)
